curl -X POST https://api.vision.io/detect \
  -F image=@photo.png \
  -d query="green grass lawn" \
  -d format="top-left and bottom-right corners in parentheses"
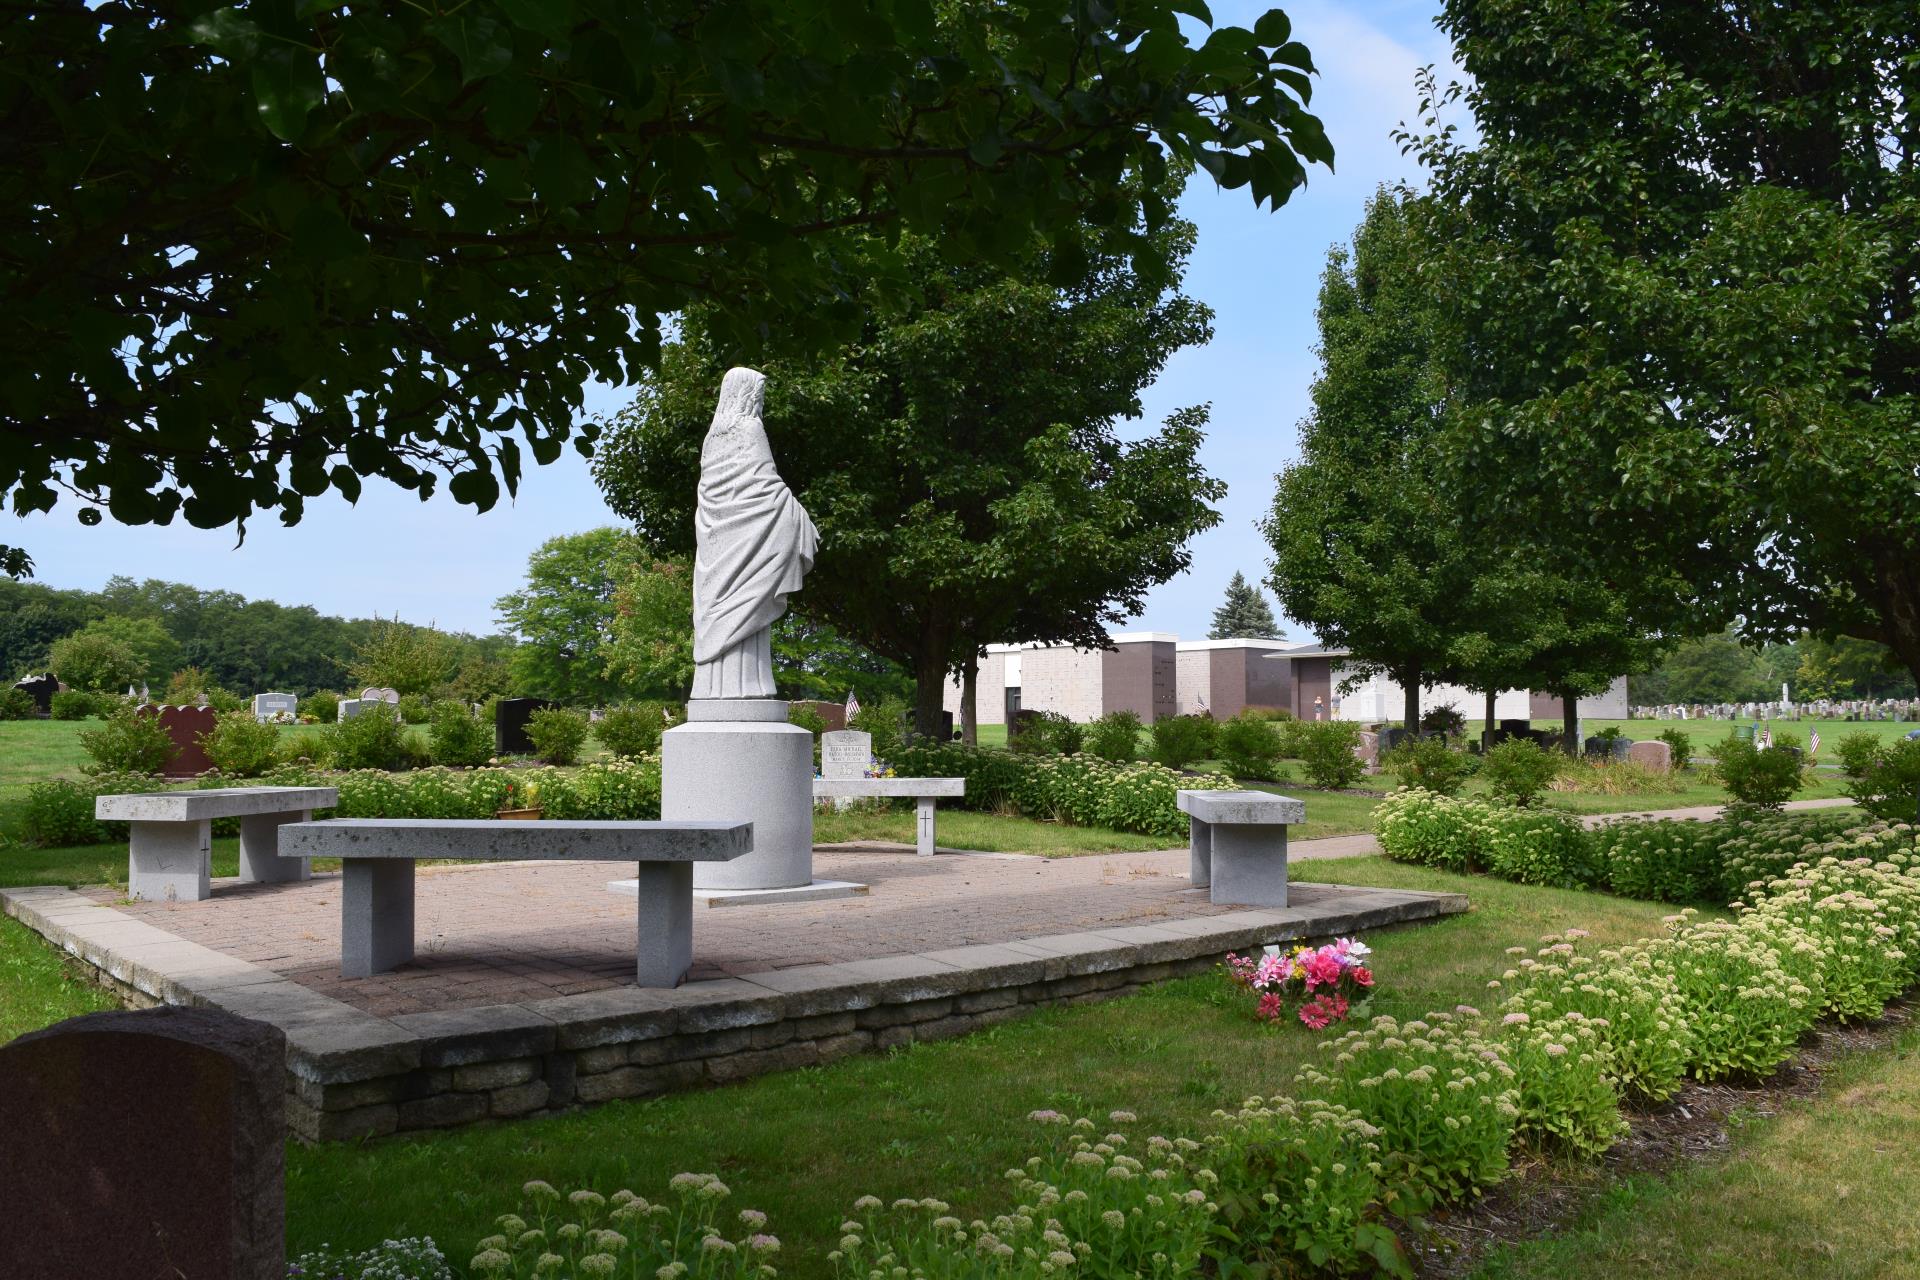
top-left (1473, 1018), bottom-right (1920, 1280)
top-left (276, 857), bottom-right (1686, 1274)
top-left (813, 806), bottom-right (1172, 854)
top-left (0, 911), bottom-right (118, 1040)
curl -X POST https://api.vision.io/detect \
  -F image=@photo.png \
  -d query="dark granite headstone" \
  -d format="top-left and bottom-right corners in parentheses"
top-left (140, 703), bottom-right (220, 777)
top-left (495, 697), bottom-right (555, 756)
top-left (1007, 708), bottom-right (1044, 745)
top-left (13, 672), bottom-right (59, 716)
top-left (939, 710), bottom-right (955, 741)
top-left (1583, 736), bottom-right (1609, 759)
top-left (0, 1006), bottom-right (286, 1280)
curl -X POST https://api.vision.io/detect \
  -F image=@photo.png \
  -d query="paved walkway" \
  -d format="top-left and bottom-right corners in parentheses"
top-left (83, 845), bottom-right (1398, 1019)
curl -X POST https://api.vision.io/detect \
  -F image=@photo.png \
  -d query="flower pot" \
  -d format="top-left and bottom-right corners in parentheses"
top-left (496, 808), bottom-right (542, 821)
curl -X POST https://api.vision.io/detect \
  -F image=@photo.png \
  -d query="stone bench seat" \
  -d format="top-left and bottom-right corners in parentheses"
top-left (1176, 789), bottom-right (1305, 908)
top-left (280, 818), bottom-right (753, 987)
top-left (812, 777), bottom-right (966, 856)
top-left (97, 786), bottom-right (340, 903)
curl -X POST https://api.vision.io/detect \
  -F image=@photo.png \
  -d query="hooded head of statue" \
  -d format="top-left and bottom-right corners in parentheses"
top-left (690, 367), bottom-right (819, 700)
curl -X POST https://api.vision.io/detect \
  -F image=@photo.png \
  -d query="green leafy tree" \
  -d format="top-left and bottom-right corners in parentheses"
top-left (3, 0), bottom-right (1331, 571)
top-left (345, 617), bottom-right (456, 696)
top-left (596, 215), bottom-right (1223, 737)
top-left (1209, 572), bottom-right (1282, 640)
top-left (1406, 3), bottom-right (1920, 685)
top-left (46, 629), bottom-right (142, 694)
top-left (495, 528), bottom-right (641, 705)
top-left (75, 615), bottom-right (181, 686)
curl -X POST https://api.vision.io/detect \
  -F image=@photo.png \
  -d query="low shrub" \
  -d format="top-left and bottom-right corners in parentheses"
top-left (785, 701), bottom-right (827, 736)
top-left (48, 690), bottom-right (95, 720)
top-left (397, 693), bottom-right (432, 724)
top-left (1479, 738), bottom-right (1559, 807)
top-left (1010, 709), bottom-right (1085, 757)
top-left (1741, 855), bottom-right (1920, 1023)
top-left (470, 1174), bottom-right (781, 1280)
top-left (1420, 704), bottom-right (1466, 737)
top-left (1496, 932), bottom-right (1691, 1104)
top-left (428, 702), bottom-right (495, 768)
top-left (1591, 818), bottom-right (1721, 902)
top-left (1657, 727), bottom-right (1694, 770)
top-left (1209, 1097), bottom-right (1409, 1277)
top-left (304, 690), bottom-right (340, 723)
top-left (1295, 1012), bottom-right (1518, 1204)
top-left (77, 703), bottom-right (175, 775)
top-left (19, 772), bottom-right (169, 847)
top-left (198, 709), bottom-right (282, 777)
top-left (330, 703), bottom-right (415, 770)
top-left (1374, 788), bottom-right (1479, 872)
top-left (1083, 709), bottom-right (1143, 763)
top-left (891, 742), bottom-right (1029, 814)
top-left (850, 694), bottom-right (910, 760)
top-left (1296, 720), bottom-right (1365, 789)
top-left (887, 742), bottom-right (1231, 840)
top-left (596, 702), bottom-right (677, 759)
top-left (1836, 731), bottom-right (1883, 779)
top-left (1493, 1010), bottom-right (1624, 1158)
top-left (544, 759), bottom-right (663, 820)
top-left (0, 687), bottom-right (36, 720)
top-left (839, 1111), bottom-right (1215, 1279)
top-left (1216, 711), bottom-right (1282, 779)
top-left (1654, 910), bottom-right (1821, 1081)
top-left (1476, 806), bottom-right (1601, 888)
top-left (1711, 731), bottom-right (1804, 808)
top-left (1150, 713), bottom-right (1216, 769)
top-left (1381, 736), bottom-right (1473, 796)
top-left (1716, 807), bottom-right (1873, 895)
top-left (525, 707), bottom-right (591, 766)
top-left (292, 1238), bottom-right (451, 1280)
top-left (1847, 738), bottom-right (1920, 822)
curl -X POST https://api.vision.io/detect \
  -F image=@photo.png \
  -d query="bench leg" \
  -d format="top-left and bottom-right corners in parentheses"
top-left (916, 797), bottom-right (938, 857)
top-left (342, 858), bottom-right (415, 977)
top-left (128, 819), bottom-right (212, 902)
top-left (1209, 823), bottom-right (1290, 908)
top-left (1188, 817), bottom-right (1212, 888)
top-left (633, 861), bottom-right (694, 987)
top-left (238, 809), bottom-right (312, 884)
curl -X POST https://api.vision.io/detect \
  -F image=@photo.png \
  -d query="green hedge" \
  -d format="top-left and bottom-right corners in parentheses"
top-left (891, 742), bottom-right (1234, 841)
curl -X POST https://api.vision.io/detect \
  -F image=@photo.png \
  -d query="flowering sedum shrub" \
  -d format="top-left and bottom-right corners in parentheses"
top-left (1474, 806), bottom-right (1601, 889)
top-left (1373, 788), bottom-right (1478, 872)
top-left (833, 1111), bottom-right (1215, 1279)
top-left (470, 1176), bottom-right (780, 1279)
top-left (1715, 808), bottom-right (1874, 897)
top-left (1296, 1013), bottom-right (1518, 1204)
top-left (1491, 1010), bottom-right (1624, 1158)
top-left (289, 1236), bottom-right (452, 1279)
top-left (1652, 911), bottom-right (1822, 1081)
top-left (1739, 856), bottom-right (1920, 1022)
top-left (1207, 1096), bottom-right (1410, 1278)
top-left (889, 743), bottom-right (1232, 840)
top-left (1591, 818), bottom-right (1720, 903)
top-left (1493, 933), bottom-right (1691, 1104)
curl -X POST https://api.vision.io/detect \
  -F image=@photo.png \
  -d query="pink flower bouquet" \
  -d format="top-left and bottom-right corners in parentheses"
top-left (1224, 937), bottom-right (1375, 1029)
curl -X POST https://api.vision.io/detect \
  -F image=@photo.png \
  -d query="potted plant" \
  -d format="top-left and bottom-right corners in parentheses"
top-left (497, 778), bottom-right (543, 820)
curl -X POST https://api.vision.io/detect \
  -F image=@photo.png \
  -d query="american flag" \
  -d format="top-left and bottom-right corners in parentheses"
top-left (845, 690), bottom-right (861, 722)
top-left (1809, 729), bottom-right (1821, 760)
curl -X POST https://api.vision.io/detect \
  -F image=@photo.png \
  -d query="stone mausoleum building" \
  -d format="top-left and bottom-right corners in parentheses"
top-left (945, 634), bottom-right (1629, 726)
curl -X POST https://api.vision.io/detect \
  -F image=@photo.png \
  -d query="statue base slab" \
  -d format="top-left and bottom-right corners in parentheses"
top-left (685, 698), bottom-right (789, 723)
top-left (663, 718), bottom-right (813, 890)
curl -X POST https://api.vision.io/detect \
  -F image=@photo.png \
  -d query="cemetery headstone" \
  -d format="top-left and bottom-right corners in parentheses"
top-left (1627, 740), bottom-right (1673, 771)
top-left (791, 700), bottom-right (847, 732)
top-left (13, 672), bottom-right (59, 716)
top-left (1356, 730), bottom-right (1380, 769)
top-left (336, 698), bottom-right (366, 722)
top-left (1583, 736), bottom-right (1610, 759)
top-left (0, 1006), bottom-right (286, 1280)
top-left (361, 686), bottom-right (400, 705)
top-left (821, 729), bottom-right (874, 780)
top-left (495, 697), bottom-right (554, 756)
top-left (139, 703), bottom-right (219, 777)
top-left (252, 692), bottom-right (297, 723)
top-left (939, 709), bottom-right (955, 741)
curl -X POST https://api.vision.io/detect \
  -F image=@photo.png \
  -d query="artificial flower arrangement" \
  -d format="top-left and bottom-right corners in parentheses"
top-left (1224, 937), bottom-right (1375, 1029)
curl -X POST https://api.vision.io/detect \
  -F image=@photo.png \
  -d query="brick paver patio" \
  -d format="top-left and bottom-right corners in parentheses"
top-left (82, 845), bottom-right (1366, 1018)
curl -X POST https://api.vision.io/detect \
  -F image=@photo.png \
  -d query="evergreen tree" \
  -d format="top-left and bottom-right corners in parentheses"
top-left (1209, 573), bottom-right (1282, 640)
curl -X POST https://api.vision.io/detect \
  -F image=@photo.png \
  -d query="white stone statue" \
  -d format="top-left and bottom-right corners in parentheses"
top-left (690, 367), bottom-right (818, 699)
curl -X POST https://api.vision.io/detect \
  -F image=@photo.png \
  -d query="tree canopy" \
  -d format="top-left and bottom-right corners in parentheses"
top-left (493, 528), bottom-right (640, 705)
top-left (594, 205), bottom-right (1223, 734)
top-left (1209, 572), bottom-right (1282, 640)
top-left (1406, 1), bottom-right (1920, 684)
top-left (2, 0), bottom-right (1332, 578)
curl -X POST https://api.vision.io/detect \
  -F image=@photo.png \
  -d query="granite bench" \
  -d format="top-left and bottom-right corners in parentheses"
top-left (1177, 789), bottom-right (1305, 908)
top-left (812, 777), bottom-right (966, 856)
top-left (279, 818), bottom-right (753, 987)
top-left (96, 786), bottom-right (340, 903)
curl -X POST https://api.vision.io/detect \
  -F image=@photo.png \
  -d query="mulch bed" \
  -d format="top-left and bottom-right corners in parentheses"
top-left (1413, 1000), bottom-right (1913, 1277)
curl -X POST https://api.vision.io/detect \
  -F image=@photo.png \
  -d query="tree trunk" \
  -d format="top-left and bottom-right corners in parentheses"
top-left (1562, 691), bottom-right (1580, 758)
top-left (1483, 686), bottom-right (1497, 752)
top-left (961, 651), bottom-right (979, 746)
top-left (1402, 662), bottom-right (1421, 733)
top-left (912, 620), bottom-right (954, 742)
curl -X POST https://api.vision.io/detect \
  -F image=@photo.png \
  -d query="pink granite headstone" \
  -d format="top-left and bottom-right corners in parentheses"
top-left (1627, 739), bottom-right (1673, 772)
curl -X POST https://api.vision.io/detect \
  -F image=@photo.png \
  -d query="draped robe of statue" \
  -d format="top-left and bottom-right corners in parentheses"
top-left (690, 368), bottom-right (818, 699)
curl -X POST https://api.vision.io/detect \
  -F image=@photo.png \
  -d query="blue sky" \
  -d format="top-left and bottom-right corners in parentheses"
top-left (12, 0), bottom-right (1453, 641)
